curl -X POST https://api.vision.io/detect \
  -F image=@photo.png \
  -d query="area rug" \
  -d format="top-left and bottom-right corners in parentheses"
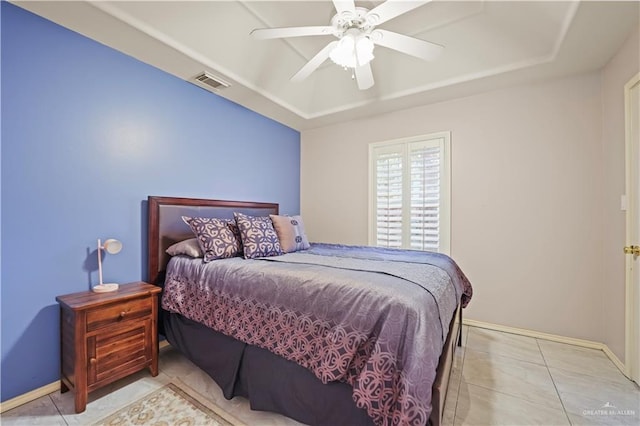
top-left (93, 381), bottom-right (244, 426)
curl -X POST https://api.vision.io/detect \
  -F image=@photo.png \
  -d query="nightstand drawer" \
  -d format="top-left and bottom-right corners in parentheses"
top-left (86, 297), bottom-right (152, 332)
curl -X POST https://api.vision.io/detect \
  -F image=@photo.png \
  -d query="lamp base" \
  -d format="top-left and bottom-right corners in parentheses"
top-left (92, 283), bottom-right (119, 293)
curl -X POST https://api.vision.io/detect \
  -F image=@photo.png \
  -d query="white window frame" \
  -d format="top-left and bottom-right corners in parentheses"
top-left (368, 131), bottom-right (451, 254)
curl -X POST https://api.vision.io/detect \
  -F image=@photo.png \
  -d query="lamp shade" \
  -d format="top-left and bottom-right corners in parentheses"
top-left (103, 238), bottom-right (122, 255)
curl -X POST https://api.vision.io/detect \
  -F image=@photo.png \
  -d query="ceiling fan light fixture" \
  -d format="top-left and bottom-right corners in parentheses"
top-left (329, 33), bottom-right (374, 69)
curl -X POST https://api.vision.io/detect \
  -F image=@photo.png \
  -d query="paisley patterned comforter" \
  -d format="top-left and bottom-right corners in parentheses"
top-left (162, 243), bottom-right (472, 425)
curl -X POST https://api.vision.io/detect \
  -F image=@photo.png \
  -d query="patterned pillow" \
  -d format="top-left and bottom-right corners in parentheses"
top-left (165, 238), bottom-right (203, 258)
top-left (269, 214), bottom-right (310, 253)
top-left (234, 212), bottom-right (283, 259)
top-left (182, 216), bottom-right (242, 262)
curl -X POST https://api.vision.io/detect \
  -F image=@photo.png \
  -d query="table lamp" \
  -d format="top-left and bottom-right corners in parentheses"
top-left (94, 238), bottom-right (122, 293)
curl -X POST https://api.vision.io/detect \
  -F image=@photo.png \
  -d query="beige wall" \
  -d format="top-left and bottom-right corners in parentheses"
top-left (301, 72), bottom-right (607, 342)
top-left (601, 25), bottom-right (640, 363)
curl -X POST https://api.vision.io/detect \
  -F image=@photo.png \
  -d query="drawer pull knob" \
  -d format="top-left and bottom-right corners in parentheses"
top-left (90, 358), bottom-right (96, 365)
top-left (119, 311), bottom-right (126, 319)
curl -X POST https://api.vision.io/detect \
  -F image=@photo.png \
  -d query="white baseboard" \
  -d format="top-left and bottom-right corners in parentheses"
top-left (463, 318), bottom-right (629, 378)
top-left (0, 382), bottom-right (59, 414)
top-left (602, 344), bottom-right (628, 376)
top-left (1, 340), bottom-right (173, 414)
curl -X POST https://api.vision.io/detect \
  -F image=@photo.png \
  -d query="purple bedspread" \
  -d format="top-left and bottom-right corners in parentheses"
top-left (162, 243), bottom-right (472, 425)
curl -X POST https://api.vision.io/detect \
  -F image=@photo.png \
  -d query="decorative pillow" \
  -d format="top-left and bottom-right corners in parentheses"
top-left (165, 238), bottom-right (203, 258)
top-left (269, 214), bottom-right (310, 253)
top-left (182, 216), bottom-right (242, 262)
top-left (233, 212), bottom-right (283, 259)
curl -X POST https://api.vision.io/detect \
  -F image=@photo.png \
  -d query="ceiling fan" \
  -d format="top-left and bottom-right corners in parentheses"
top-left (250, 0), bottom-right (443, 90)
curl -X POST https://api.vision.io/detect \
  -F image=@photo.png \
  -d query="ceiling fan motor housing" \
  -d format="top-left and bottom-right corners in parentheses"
top-left (331, 7), bottom-right (375, 39)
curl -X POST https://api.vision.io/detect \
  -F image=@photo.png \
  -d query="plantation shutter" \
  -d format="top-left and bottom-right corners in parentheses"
top-left (369, 133), bottom-right (450, 253)
top-left (374, 146), bottom-right (404, 248)
top-left (409, 141), bottom-right (442, 251)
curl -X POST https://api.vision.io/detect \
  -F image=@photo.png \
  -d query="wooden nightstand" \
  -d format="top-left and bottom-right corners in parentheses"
top-left (56, 281), bottom-right (162, 413)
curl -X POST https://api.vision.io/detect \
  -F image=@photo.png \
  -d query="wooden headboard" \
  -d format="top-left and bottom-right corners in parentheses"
top-left (147, 196), bottom-right (279, 285)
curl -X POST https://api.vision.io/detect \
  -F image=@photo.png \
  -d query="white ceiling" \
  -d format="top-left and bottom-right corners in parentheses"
top-left (13, 1), bottom-right (639, 131)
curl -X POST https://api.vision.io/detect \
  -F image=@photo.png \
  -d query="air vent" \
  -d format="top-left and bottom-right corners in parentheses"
top-left (191, 71), bottom-right (231, 92)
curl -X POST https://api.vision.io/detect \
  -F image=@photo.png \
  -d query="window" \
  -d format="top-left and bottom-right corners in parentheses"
top-left (369, 132), bottom-right (451, 254)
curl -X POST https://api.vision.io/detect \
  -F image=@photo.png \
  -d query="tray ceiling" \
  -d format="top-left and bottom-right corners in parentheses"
top-left (12, 1), bottom-right (639, 130)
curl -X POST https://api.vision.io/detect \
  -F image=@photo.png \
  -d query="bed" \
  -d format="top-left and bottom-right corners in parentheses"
top-left (147, 195), bottom-right (472, 426)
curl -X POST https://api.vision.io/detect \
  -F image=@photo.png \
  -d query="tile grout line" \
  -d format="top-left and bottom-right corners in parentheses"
top-left (536, 338), bottom-right (573, 426)
top-left (460, 327), bottom-right (572, 422)
top-left (47, 393), bottom-right (69, 426)
top-left (448, 326), bottom-right (565, 423)
top-left (451, 326), bottom-right (470, 425)
top-left (463, 346), bottom-right (549, 368)
top-left (464, 326), bottom-right (550, 367)
top-left (455, 377), bottom-right (582, 426)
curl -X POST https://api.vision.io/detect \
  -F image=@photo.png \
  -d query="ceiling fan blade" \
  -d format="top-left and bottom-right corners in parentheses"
top-left (371, 29), bottom-right (443, 61)
top-left (333, 0), bottom-right (356, 16)
top-left (365, 0), bottom-right (432, 26)
top-left (291, 41), bottom-right (339, 82)
top-left (355, 63), bottom-right (374, 90)
top-left (251, 26), bottom-right (334, 39)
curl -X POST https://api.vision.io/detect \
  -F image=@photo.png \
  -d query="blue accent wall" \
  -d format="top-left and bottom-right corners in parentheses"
top-left (1, 2), bottom-right (300, 402)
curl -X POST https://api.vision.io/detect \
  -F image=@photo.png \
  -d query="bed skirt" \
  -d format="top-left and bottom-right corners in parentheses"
top-left (163, 311), bottom-right (374, 426)
top-left (162, 304), bottom-right (461, 426)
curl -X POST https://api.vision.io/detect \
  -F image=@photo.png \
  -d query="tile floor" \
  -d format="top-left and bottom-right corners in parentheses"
top-left (2, 325), bottom-right (639, 425)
